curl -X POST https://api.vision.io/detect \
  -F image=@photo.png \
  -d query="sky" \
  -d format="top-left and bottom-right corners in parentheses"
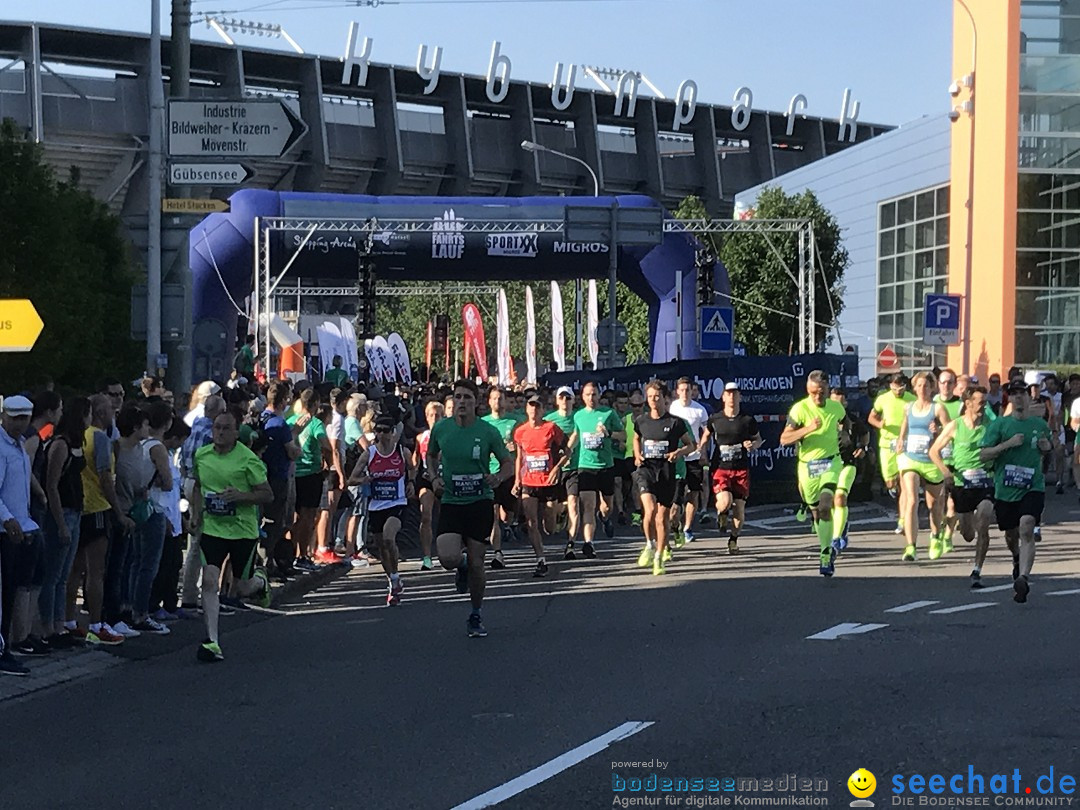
top-left (8, 0), bottom-right (954, 126)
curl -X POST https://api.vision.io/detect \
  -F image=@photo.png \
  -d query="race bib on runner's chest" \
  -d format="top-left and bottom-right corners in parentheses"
top-left (204, 493), bottom-right (236, 517)
top-left (961, 468), bottom-right (992, 489)
top-left (372, 479), bottom-right (399, 501)
top-left (583, 432), bottom-right (604, 451)
top-left (1003, 464), bottom-right (1035, 489)
top-left (718, 444), bottom-right (742, 463)
top-left (451, 474), bottom-right (484, 498)
top-left (643, 440), bottom-right (667, 460)
top-left (525, 454), bottom-right (549, 473)
top-left (906, 434), bottom-right (930, 455)
top-left (807, 458), bottom-right (833, 478)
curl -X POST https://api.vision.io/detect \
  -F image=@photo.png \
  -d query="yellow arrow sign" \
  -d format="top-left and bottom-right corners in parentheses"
top-left (162, 198), bottom-right (230, 214)
top-left (0, 299), bottom-right (44, 352)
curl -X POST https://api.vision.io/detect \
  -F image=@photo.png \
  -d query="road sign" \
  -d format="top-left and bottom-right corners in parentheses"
top-left (168, 162), bottom-right (255, 186)
top-left (162, 198), bottom-right (230, 214)
top-left (877, 345), bottom-right (899, 371)
top-left (563, 206), bottom-right (664, 245)
top-left (923, 293), bottom-right (961, 345)
top-left (168, 99), bottom-right (307, 158)
top-left (0, 299), bottom-right (44, 352)
top-left (699, 306), bottom-right (733, 353)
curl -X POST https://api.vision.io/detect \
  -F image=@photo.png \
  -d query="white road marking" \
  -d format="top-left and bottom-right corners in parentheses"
top-left (928, 602), bottom-right (996, 614)
top-left (448, 720), bottom-right (654, 810)
top-left (1046, 588), bottom-right (1080, 596)
top-left (972, 584), bottom-right (1014, 594)
top-left (884, 601), bottom-right (940, 613)
top-left (806, 622), bottom-right (889, 640)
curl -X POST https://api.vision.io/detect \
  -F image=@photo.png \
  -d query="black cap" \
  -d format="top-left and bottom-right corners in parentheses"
top-left (375, 415), bottom-right (396, 431)
top-left (1005, 380), bottom-right (1027, 394)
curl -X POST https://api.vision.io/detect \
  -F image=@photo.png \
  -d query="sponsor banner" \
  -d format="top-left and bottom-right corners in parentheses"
top-left (425, 319), bottom-right (433, 380)
top-left (551, 280), bottom-right (566, 372)
top-left (387, 332), bottom-right (413, 384)
top-left (372, 335), bottom-right (396, 383)
top-left (364, 338), bottom-right (382, 383)
top-left (496, 289), bottom-right (512, 387)
top-left (486, 232), bottom-right (539, 257)
top-left (587, 279), bottom-right (599, 368)
top-left (525, 285), bottom-right (537, 384)
top-left (462, 303), bottom-right (489, 380)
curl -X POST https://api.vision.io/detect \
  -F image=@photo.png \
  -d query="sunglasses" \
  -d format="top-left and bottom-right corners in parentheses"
top-left (375, 426), bottom-right (393, 434)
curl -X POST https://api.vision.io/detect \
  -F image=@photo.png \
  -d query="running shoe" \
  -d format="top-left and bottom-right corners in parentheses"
top-left (1012, 557), bottom-right (1020, 581)
top-left (652, 557), bottom-right (666, 576)
top-left (928, 537), bottom-right (943, 561)
top-left (563, 542), bottom-right (576, 561)
top-left (727, 538), bottom-right (739, 556)
top-left (1034, 526), bottom-right (1043, 541)
top-left (1013, 574), bottom-right (1030, 604)
top-left (86, 626), bottom-right (125, 646)
top-left (253, 568), bottom-right (272, 609)
top-left (894, 520), bottom-right (904, 535)
top-left (152, 608), bottom-right (180, 623)
top-left (455, 560), bottom-right (469, 594)
top-left (0, 653), bottom-right (29, 676)
top-left (819, 548), bottom-right (836, 577)
top-left (217, 600), bottom-right (237, 616)
top-left (672, 530), bottom-right (686, 550)
top-left (490, 549), bottom-right (506, 570)
top-left (533, 560), bottom-right (549, 578)
top-left (661, 546), bottom-right (672, 563)
top-left (294, 557), bottom-right (318, 572)
top-left (901, 545), bottom-right (917, 562)
top-left (112, 621), bottom-right (141, 638)
top-left (44, 632), bottom-right (78, 651)
top-left (637, 544), bottom-right (655, 568)
top-left (683, 530), bottom-right (695, 544)
top-left (68, 625), bottom-right (88, 641)
top-left (631, 512), bottom-right (642, 527)
top-left (795, 507), bottom-right (808, 523)
top-left (133, 618), bottom-right (171, 635)
top-left (350, 555), bottom-right (370, 569)
top-left (603, 516), bottom-right (615, 539)
top-left (830, 537), bottom-right (844, 556)
top-left (467, 613), bottom-right (488, 638)
top-left (387, 578), bottom-right (403, 606)
top-left (582, 542), bottom-right (597, 559)
top-left (197, 639), bottom-right (224, 663)
top-left (969, 570), bottom-right (983, 589)
top-left (941, 535), bottom-right (954, 556)
top-left (420, 556), bottom-right (433, 571)
top-left (314, 549), bottom-right (338, 565)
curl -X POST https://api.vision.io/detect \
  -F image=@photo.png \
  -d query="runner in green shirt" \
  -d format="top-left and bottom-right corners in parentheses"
top-left (566, 381), bottom-right (625, 558)
top-left (935, 368), bottom-right (963, 548)
top-left (980, 381), bottom-right (1052, 603)
top-left (427, 379), bottom-right (513, 638)
top-left (545, 385), bottom-right (578, 547)
top-left (868, 372), bottom-right (915, 534)
top-left (780, 370), bottom-right (849, 577)
top-left (481, 388), bottom-right (525, 568)
top-left (324, 355), bottom-right (350, 388)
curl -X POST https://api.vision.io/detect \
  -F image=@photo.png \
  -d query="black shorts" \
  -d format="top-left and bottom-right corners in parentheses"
top-left (994, 491), bottom-right (1045, 532)
top-left (369, 506), bottom-right (404, 535)
top-left (437, 500), bottom-right (495, 544)
top-left (613, 457), bottom-right (633, 479)
top-left (79, 511), bottom-right (110, 547)
top-left (952, 486), bottom-right (994, 515)
top-left (521, 484), bottom-right (560, 501)
top-left (563, 469), bottom-right (580, 497)
top-left (199, 534), bottom-right (260, 579)
top-left (577, 467), bottom-right (615, 497)
top-left (1, 530), bottom-right (44, 588)
top-left (633, 463), bottom-right (676, 508)
top-left (295, 473), bottom-right (325, 510)
top-left (683, 460), bottom-right (704, 493)
top-left (493, 479), bottom-right (517, 512)
top-left (415, 476), bottom-right (434, 495)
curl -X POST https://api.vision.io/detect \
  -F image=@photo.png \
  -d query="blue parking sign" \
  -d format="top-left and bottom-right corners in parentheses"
top-left (700, 306), bottom-right (734, 353)
top-left (923, 294), bottom-right (961, 346)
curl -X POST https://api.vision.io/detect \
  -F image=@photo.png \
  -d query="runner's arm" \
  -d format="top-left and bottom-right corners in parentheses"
top-left (697, 425), bottom-right (711, 457)
top-left (928, 420), bottom-right (959, 481)
top-left (780, 417), bottom-right (819, 447)
top-left (895, 412), bottom-right (909, 454)
top-left (979, 432), bottom-right (1024, 462)
top-left (867, 408), bottom-right (885, 430)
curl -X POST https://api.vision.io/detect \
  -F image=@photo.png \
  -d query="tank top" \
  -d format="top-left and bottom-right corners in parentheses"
top-left (904, 402), bottom-right (935, 463)
top-left (367, 444), bottom-right (407, 511)
top-left (951, 417), bottom-right (993, 488)
top-left (44, 437), bottom-right (86, 512)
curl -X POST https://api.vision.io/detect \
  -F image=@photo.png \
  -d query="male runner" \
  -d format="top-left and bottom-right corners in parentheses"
top-left (611, 390), bottom-right (632, 525)
top-left (829, 387), bottom-right (869, 555)
top-left (545, 386), bottom-right (578, 549)
top-left (624, 390), bottom-right (644, 526)
top-left (669, 377), bottom-right (709, 543)
top-left (190, 409), bottom-right (273, 662)
top-left (513, 395), bottom-right (569, 578)
top-left (780, 370), bottom-right (849, 577)
top-left (935, 369), bottom-right (963, 549)
top-left (868, 372), bottom-right (915, 534)
top-left (566, 382), bottom-right (625, 558)
top-left (930, 386), bottom-right (995, 588)
top-left (412, 399), bottom-right (442, 571)
top-left (699, 382), bottom-right (761, 555)
top-left (633, 381), bottom-right (696, 575)
top-left (980, 381), bottom-right (1052, 603)
top-left (482, 388), bottom-right (523, 569)
top-left (427, 380), bottom-right (513, 637)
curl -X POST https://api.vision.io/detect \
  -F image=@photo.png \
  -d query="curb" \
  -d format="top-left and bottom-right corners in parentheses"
top-left (270, 562), bottom-right (351, 607)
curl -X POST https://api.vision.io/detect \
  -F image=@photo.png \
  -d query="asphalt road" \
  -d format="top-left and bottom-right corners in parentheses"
top-left (3, 497), bottom-right (1080, 810)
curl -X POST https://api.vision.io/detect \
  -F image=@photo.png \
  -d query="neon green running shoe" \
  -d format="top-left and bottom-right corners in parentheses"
top-left (253, 568), bottom-right (272, 608)
top-left (902, 544), bottom-right (917, 562)
top-left (928, 537), bottom-right (943, 561)
top-left (637, 544), bottom-right (654, 568)
top-left (197, 639), bottom-right (224, 663)
top-left (796, 507), bottom-right (808, 523)
top-left (653, 557), bottom-right (666, 576)
top-left (941, 535), bottom-right (954, 555)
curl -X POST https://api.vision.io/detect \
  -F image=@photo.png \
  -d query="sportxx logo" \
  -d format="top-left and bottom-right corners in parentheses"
top-left (486, 233), bottom-right (538, 257)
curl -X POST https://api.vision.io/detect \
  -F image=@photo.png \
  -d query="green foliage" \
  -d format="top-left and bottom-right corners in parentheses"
top-left (0, 119), bottom-right (141, 393)
top-left (678, 189), bottom-right (849, 356)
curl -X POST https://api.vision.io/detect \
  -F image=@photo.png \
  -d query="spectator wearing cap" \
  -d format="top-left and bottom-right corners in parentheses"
top-left (184, 381), bottom-right (223, 428)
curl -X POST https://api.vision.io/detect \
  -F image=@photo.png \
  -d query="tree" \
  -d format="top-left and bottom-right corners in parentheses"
top-left (677, 189), bottom-right (849, 356)
top-left (0, 119), bottom-right (141, 392)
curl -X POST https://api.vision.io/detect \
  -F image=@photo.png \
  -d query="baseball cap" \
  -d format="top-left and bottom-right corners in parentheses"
top-left (556, 386), bottom-right (574, 398)
top-left (526, 393), bottom-right (543, 406)
top-left (196, 380), bottom-right (222, 397)
top-left (724, 382), bottom-right (740, 392)
top-left (1006, 379), bottom-right (1027, 394)
top-left (1, 395), bottom-right (33, 416)
top-left (374, 415), bottom-right (396, 431)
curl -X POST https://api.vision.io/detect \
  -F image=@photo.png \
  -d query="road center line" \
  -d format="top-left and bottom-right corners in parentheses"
top-left (448, 721), bottom-right (654, 810)
top-left (928, 602), bottom-right (996, 614)
top-left (1046, 588), bottom-right (1080, 596)
top-left (884, 600), bottom-right (940, 613)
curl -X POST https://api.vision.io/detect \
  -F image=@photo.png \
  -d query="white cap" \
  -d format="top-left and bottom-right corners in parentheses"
top-left (1, 395), bottom-right (33, 416)
top-left (556, 385), bottom-right (575, 398)
top-left (724, 382), bottom-right (740, 392)
top-left (196, 380), bottom-right (222, 397)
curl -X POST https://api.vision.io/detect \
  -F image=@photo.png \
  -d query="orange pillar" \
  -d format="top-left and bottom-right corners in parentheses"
top-left (947, 0), bottom-right (1020, 379)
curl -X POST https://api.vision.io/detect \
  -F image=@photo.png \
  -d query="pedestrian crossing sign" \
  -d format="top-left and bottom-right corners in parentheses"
top-left (699, 306), bottom-right (734, 353)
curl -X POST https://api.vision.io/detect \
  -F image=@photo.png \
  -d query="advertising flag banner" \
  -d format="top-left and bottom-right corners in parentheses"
top-left (364, 338), bottom-right (382, 383)
top-left (587, 279), bottom-right (600, 368)
top-left (462, 303), bottom-right (489, 380)
top-left (525, 286), bottom-right (537, 384)
top-left (497, 289), bottom-right (512, 387)
top-left (372, 335), bottom-right (396, 382)
top-left (387, 332), bottom-right (413, 384)
top-left (551, 280), bottom-right (566, 372)
top-left (425, 320), bottom-right (433, 380)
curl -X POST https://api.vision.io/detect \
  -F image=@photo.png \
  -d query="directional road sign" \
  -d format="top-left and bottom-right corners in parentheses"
top-left (699, 305), bottom-right (733, 353)
top-left (923, 293), bottom-right (961, 346)
top-left (168, 162), bottom-right (255, 186)
top-left (0, 299), bottom-right (44, 352)
top-left (168, 99), bottom-right (307, 158)
top-left (563, 206), bottom-right (664, 245)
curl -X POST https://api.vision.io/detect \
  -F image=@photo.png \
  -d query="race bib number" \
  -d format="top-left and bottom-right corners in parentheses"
top-left (583, 432), bottom-right (604, 451)
top-left (718, 444), bottom-right (742, 463)
top-left (906, 434), bottom-right (930, 455)
top-left (807, 458), bottom-right (833, 478)
top-left (1003, 464), bottom-right (1035, 489)
top-left (525, 454), bottom-right (550, 473)
top-left (204, 493), bottom-right (236, 517)
top-left (643, 440), bottom-right (668, 460)
top-left (961, 468), bottom-right (992, 489)
top-left (451, 474), bottom-right (484, 498)
top-left (372, 479), bottom-right (399, 501)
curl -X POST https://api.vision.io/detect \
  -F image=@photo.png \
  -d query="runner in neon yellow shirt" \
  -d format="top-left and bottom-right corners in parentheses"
top-left (868, 372), bottom-right (915, 535)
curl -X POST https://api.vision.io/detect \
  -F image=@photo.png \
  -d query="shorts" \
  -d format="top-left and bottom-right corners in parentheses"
top-left (199, 534), bottom-right (259, 579)
top-left (994, 491), bottom-right (1045, 532)
top-left (521, 484), bottom-right (560, 501)
top-left (797, 456), bottom-right (842, 507)
top-left (415, 476), bottom-right (434, 495)
top-left (897, 455), bottom-right (944, 485)
top-left (633, 463), bottom-right (676, 507)
top-left (563, 469), bottom-right (580, 497)
top-left (437, 499), bottom-right (495, 544)
top-left (369, 506), bottom-right (404, 535)
top-left (879, 446), bottom-right (899, 482)
top-left (577, 467), bottom-right (615, 497)
top-left (320, 471), bottom-right (342, 511)
top-left (952, 486), bottom-right (994, 515)
top-left (683, 460), bottom-right (704, 493)
top-left (613, 457), bottom-right (633, 479)
top-left (0, 530), bottom-right (44, 588)
top-left (493, 479), bottom-right (517, 512)
top-left (295, 472), bottom-right (325, 510)
top-left (79, 511), bottom-right (111, 547)
top-left (711, 468), bottom-right (750, 501)
top-left (835, 464), bottom-right (857, 495)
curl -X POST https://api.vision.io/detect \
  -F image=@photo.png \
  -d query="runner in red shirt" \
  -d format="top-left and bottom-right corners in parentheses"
top-left (513, 394), bottom-right (569, 578)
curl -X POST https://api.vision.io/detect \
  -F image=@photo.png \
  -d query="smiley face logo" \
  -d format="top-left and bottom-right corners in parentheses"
top-left (848, 769), bottom-right (876, 799)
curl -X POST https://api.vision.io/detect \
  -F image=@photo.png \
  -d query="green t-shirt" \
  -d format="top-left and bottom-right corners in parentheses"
top-left (325, 367), bottom-right (349, 388)
top-left (572, 407), bottom-right (624, 470)
top-left (873, 391), bottom-right (916, 447)
top-left (935, 395), bottom-right (963, 422)
top-left (295, 417), bottom-right (328, 478)
top-left (787, 397), bottom-right (847, 462)
top-left (429, 417), bottom-right (510, 504)
top-left (623, 412), bottom-right (636, 459)
top-left (981, 415), bottom-right (1050, 501)
top-left (482, 413), bottom-right (524, 474)
top-left (193, 443), bottom-right (267, 540)
top-left (235, 343), bottom-right (255, 375)
top-left (950, 417), bottom-right (993, 486)
top-left (545, 410), bottom-right (578, 470)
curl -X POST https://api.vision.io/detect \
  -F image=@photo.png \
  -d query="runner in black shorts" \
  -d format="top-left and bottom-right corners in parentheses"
top-left (669, 377), bottom-right (709, 543)
top-left (513, 395), bottom-right (569, 578)
top-left (566, 382), bottom-right (625, 558)
top-left (412, 399), bottom-right (442, 571)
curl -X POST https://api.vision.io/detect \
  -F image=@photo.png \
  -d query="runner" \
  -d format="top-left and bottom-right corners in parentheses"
top-left (624, 390), bottom-right (644, 526)
top-left (867, 373), bottom-right (915, 535)
top-left (980, 381), bottom-right (1052, 603)
top-left (190, 409), bottom-right (273, 662)
top-left (412, 399), bottom-right (442, 571)
top-left (895, 372), bottom-right (949, 562)
top-left (426, 380), bottom-right (513, 638)
top-left (482, 388), bottom-right (523, 570)
top-left (934, 369), bottom-right (963, 550)
top-left (513, 395), bottom-right (569, 578)
top-left (349, 415), bottom-right (413, 605)
top-left (779, 370), bottom-right (849, 577)
top-left (829, 387), bottom-right (869, 554)
top-left (669, 377), bottom-right (710, 543)
top-left (611, 390), bottom-right (632, 525)
top-left (699, 382), bottom-right (761, 555)
top-left (632, 381), bottom-right (696, 575)
top-left (929, 386), bottom-right (995, 588)
top-left (566, 382), bottom-right (625, 559)
top-left (544, 386), bottom-right (578, 549)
